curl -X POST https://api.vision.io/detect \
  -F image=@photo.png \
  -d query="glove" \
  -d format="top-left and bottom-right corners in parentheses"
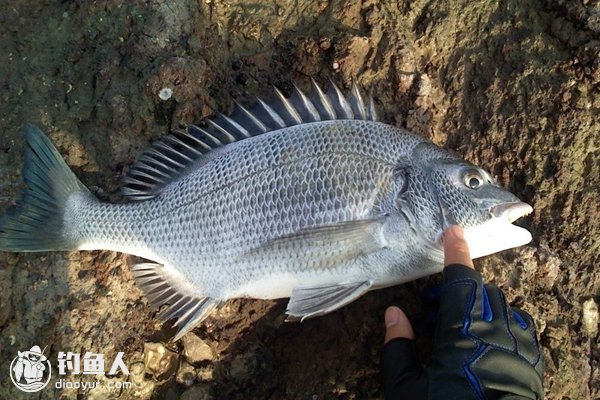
top-left (381, 264), bottom-right (544, 400)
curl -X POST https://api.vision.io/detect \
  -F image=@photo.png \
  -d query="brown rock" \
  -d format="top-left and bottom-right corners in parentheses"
top-left (182, 333), bottom-right (216, 363)
top-left (143, 342), bottom-right (178, 380)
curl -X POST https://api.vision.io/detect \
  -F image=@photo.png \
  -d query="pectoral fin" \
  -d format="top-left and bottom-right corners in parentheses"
top-left (286, 281), bottom-right (373, 321)
top-left (243, 216), bottom-right (388, 270)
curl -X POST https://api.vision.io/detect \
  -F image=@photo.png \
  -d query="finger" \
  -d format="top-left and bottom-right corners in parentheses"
top-left (469, 284), bottom-right (514, 348)
top-left (384, 306), bottom-right (415, 344)
top-left (381, 308), bottom-right (425, 399)
top-left (443, 225), bottom-right (474, 269)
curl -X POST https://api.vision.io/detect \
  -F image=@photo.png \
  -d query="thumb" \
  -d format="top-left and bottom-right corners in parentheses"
top-left (381, 307), bottom-right (426, 399)
top-left (384, 306), bottom-right (415, 344)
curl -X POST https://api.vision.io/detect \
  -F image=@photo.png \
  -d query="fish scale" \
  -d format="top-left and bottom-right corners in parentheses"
top-left (0, 80), bottom-right (533, 340)
top-left (77, 122), bottom-right (403, 255)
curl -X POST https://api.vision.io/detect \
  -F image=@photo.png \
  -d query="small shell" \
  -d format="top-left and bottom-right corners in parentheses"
top-left (158, 87), bottom-right (173, 101)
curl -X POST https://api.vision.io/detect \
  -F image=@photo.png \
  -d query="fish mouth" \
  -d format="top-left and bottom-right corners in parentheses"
top-left (490, 201), bottom-right (533, 223)
top-left (461, 201), bottom-right (534, 259)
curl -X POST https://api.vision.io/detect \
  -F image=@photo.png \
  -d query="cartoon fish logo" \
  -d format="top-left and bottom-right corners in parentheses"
top-left (10, 345), bottom-right (51, 392)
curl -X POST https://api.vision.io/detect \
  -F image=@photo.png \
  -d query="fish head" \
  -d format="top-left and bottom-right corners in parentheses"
top-left (416, 151), bottom-right (533, 259)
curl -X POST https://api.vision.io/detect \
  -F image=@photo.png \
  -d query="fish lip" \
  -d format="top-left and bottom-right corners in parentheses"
top-left (490, 201), bottom-right (533, 223)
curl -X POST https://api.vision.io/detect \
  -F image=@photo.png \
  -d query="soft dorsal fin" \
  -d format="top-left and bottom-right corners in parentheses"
top-left (122, 79), bottom-right (378, 201)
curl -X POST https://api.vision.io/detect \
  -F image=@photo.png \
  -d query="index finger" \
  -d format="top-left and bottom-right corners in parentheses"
top-left (443, 226), bottom-right (474, 269)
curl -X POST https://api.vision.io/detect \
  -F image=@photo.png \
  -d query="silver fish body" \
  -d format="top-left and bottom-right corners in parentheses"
top-left (0, 81), bottom-right (533, 340)
top-left (73, 120), bottom-right (436, 295)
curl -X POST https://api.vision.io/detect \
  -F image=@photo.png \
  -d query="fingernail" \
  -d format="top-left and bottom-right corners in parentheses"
top-left (385, 307), bottom-right (400, 327)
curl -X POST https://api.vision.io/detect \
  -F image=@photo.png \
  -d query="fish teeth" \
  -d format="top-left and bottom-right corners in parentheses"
top-left (491, 202), bottom-right (533, 223)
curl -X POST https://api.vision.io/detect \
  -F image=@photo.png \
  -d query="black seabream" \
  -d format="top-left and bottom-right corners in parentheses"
top-left (0, 81), bottom-right (532, 340)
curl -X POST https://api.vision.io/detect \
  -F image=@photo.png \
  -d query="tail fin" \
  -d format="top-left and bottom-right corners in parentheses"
top-left (0, 124), bottom-right (91, 252)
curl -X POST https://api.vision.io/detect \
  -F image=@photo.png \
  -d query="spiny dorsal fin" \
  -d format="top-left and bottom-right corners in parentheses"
top-left (122, 80), bottom-right (378, 201)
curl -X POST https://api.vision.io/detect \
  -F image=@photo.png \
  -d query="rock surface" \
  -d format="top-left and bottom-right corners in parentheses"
top-left (143, 342), bottom-right (179, 380)
top-left (0, 0), bottom-right (598, 399)
top-left (182, 333), bottom-right (216, 364)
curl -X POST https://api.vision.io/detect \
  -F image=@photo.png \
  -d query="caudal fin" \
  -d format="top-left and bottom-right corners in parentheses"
top-left (0, 125), bottom-right (91, 252)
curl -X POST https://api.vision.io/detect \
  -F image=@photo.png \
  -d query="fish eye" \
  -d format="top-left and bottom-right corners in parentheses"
top-left (463, 170), bottom-right (484, 189)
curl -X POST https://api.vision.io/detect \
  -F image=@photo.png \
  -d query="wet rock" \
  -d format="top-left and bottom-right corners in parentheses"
top-left (197, 365), bottom-right (214, 381)
top-left (163, 386), bottom-right (182, 400)
top-left (180, 384), bottom-right (213, 400)
top-left (319, 37), bottom-right (332, 50)
top-left (339, 36), bottom-right (371, 76)
top-left (228, 350), bottom-right (261, 383)
top-left (536, 246), bottom-right (561, 289)
top-left (143, 342), bottom-right (179, 380)
top-left (213, 303), bottom-right (236, 320)
top-left (127, 362), bottom-right (157, 399)
top-left (129, 361), bottom-right (147, 387)
top-left (182, 333), bottom-right (216, 363)
top-left (176, 361), bottom-right (197, 387)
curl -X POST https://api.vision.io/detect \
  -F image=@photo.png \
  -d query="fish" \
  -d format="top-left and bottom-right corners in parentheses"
top-left (0, 80), bottom-right (533, 340)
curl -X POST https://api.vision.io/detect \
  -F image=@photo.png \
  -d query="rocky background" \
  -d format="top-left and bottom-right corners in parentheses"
top-left (0, 0), bottom-right (598, 399)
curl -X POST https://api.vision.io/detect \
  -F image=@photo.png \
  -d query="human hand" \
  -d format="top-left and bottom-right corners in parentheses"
top-left (381, 226), bottom-right (544, 399)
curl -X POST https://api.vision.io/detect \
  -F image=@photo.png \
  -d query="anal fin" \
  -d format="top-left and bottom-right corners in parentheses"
top-left (131, 263), bottom-right (219, 341)
top-left (286, 281), bottom-right (373, 321)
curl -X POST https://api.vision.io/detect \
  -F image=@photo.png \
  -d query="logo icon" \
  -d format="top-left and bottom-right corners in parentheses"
top-left (10, 345), bottom-right (51, 392)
